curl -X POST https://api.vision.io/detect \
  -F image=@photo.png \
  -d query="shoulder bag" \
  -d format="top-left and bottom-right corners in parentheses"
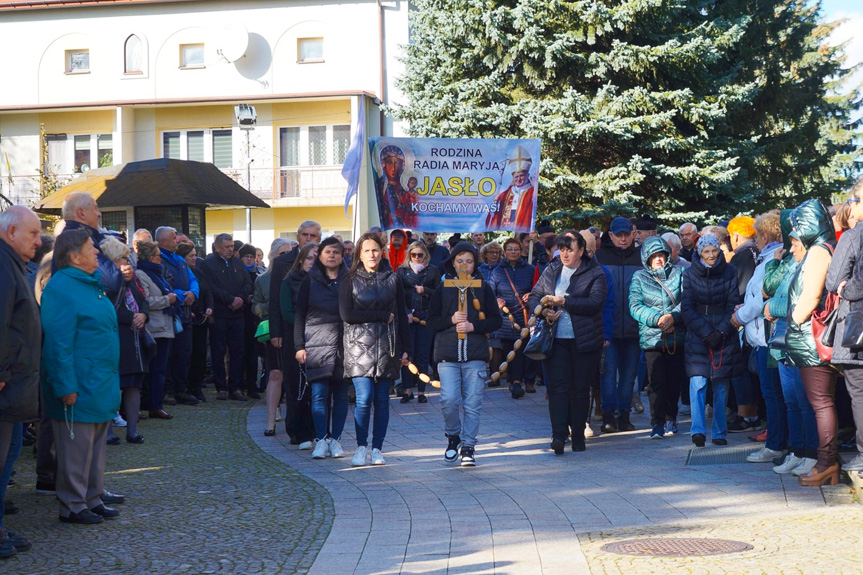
top-left (811, 243), bottom-right (837, 362)
top-left (841, 309), bottom-right (863, 350)
top-left (767, 318), bottom-right (788, 351)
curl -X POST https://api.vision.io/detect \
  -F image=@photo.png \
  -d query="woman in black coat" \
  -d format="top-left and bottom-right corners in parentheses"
top-left (681, 234), bottom-right (742, 447)
top-left (528, 234), bottom-right (607, 454)
top-left (397, 241), bottom-right (441, 404)
top-left (339, 232), bottom-right (411, 467)
top-left (295, 237), bottom-right (349, 460)
top-left (100, 238), bottom-right (150, 444)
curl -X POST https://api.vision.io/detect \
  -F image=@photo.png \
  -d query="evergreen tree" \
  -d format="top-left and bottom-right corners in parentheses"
top-left (396, 0), bottom-right (860, 228)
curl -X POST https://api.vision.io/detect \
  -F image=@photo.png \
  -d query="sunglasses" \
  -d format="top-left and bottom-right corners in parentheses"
top-left (410, 253), bottom-right (424, 258)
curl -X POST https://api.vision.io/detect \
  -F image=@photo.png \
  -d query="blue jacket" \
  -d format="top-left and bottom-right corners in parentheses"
top-left (160, 247), bottom-right (200, 324)
top-left (489, 258), bottom-right (536, 339)
top-left (56, 220), bottom-right (123, 298)
top-left (41, 267), bottom-right (121, 423)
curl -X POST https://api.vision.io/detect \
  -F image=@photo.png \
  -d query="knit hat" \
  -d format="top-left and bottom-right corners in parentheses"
top-left (537, 219), bottom-right (555, 235)
top-left (238, 244), bottom-right (257, 258)
top-left (696, 233), bottom-right (721, 256)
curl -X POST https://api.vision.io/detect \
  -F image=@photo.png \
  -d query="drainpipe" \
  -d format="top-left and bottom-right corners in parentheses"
top-left (378, 0), bottom-right (386, 135)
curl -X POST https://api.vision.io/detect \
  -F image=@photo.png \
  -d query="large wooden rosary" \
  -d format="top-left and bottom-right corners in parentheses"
top-left (404, 275), bottom-right (549, 388)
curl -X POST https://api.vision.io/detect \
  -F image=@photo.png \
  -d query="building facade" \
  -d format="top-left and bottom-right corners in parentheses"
top-left (0, 0), bottom-right (409, 248)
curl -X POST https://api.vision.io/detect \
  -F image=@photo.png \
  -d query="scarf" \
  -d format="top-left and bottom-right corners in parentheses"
top-left (138, 259), bottom-right (172, 296)
top-left (409, 261), bottom-right (427, 274)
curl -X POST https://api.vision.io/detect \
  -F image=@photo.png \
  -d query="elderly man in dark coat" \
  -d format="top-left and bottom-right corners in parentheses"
top-left (0, 206), bottom-right (43, 558)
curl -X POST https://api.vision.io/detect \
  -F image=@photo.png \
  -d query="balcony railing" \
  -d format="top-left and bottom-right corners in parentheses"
top-left (222, 165), bottom-right (345, 206)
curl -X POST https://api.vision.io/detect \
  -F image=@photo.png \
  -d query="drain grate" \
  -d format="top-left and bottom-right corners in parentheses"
top-left (602, 537), bottom-right (753, 557)
top-left (685, 445), bottom-right (758, 466)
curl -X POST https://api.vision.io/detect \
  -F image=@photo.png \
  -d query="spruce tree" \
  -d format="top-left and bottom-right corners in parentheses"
top-left (396, 0), bottom-right (860, 228)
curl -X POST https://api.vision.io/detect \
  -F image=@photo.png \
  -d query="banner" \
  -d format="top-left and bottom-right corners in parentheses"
top-left (369, 137), bottom-right (541, 233)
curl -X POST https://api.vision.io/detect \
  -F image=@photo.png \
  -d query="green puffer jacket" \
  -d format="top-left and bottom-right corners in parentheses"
top-left (628, 237), bottom-right (686, 351)
top-left (786, 199), bottom-right (836, 368)
top-left (764, 255), bottom-right (798, 365)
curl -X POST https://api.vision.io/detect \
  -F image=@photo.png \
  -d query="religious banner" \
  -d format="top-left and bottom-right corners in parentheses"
top-left (369, 137), bottom-right (541, 233)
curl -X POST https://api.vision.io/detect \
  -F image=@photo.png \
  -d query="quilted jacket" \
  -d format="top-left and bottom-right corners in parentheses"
top-left (628, 237), bottom-right (686, 351)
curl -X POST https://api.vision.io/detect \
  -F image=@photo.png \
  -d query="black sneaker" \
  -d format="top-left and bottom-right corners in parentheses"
top-left (551, 438), bottom-right (565, 455)
top-left (650, 424), bottom-right (665, 439)
top-left (445, 434), bottom-right (462, 462)
top-left (727, 415), bottom-right (750, 433)
top-left (601, 413), bottom-right (618, 434)
top-left (460, 445), bottom-right (476, 467)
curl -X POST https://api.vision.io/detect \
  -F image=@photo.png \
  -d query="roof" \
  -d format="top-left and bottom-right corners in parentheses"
top-left (0, 0), bottom-right (198, 11)
top-left (34, 158), bottom-right (270, 213)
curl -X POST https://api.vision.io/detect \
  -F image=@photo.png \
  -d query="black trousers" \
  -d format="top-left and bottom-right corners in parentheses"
top-left (644, 349), bottom-right (684, 427)
top-left (839, 368), bottom-right (863, 456)
top-left (281, 324), bottom-right (315, 443)
top-left (209, 316), bottom-right (245, 393)
top-left (187, 323), bottom-right (209, 392)
top-left (543, 339), bottom-right (601, 443)
top-left (167, 325), bottom-right (192, 396)
top-left (243, 315), bottom-right (259, 393)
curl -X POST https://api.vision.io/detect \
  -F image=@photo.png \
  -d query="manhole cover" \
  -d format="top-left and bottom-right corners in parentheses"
top-left (601, 538), bottom-right (753, 557)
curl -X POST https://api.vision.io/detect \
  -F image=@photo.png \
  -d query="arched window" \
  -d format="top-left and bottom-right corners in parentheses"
top-left (124, 34), bottom-right (142, 74)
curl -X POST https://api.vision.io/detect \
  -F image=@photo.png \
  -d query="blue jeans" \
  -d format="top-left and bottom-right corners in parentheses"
top-left (149, 338), bottom-right (172, 411)
top-left (755, 346), bottom-right (787, 451)
top-left (0, 423), bottom-right (23, 526)
top-left (311, 379), bottom-right (349, 441)
top-left (778, 362), bottom-right (819, 456)
top-left (438, 361), bottom-right (487, 447)
top-left (601, 337), bottom-right (641, 413)
top-left (690, 376), bottom-right (730, 439)
top-left (353, 378), bottom-right (392, 450)
top-left (402, 323), bottom-right (432, 393)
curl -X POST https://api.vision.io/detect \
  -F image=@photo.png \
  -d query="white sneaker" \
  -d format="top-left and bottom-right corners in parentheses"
top-left (584, 422), bottom-right (594, 438)
top-left (772, 453), bottom-right (804, 474)
top-left (329, 438), bottom-right (345, 458)
top-left (113, 414), bottom-right (127, 427)
top-left (352, 446), bottom-right (368, 467)
top-left (298, 440), bottom-right (313, 451)
top-left (370, 448), bottom-right (386, 465)
top-left (312, 438), bottom-right (330, 459)
top-left (791, 457), bottom-right (817, 476)
top-left (747, 447), bottom-right (786, 463)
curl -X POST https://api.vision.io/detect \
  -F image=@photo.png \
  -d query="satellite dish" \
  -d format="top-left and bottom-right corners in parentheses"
top-left (80, 164), bottom-right (90, 173)
top-left (213, 23), bottom-right (249, 63)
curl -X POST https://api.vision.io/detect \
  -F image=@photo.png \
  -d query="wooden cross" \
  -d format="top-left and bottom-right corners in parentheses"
top-left (444, 267), bottom-right (483, 340)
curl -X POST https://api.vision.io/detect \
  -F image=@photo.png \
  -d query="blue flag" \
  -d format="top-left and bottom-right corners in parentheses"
top-left (342, 96), bottom-right (365, 217)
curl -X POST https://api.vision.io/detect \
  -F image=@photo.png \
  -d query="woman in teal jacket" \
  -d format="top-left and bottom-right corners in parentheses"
top-left (629, 236), bottom-right (686, 440)
top-left (41, 228), bottom-right (121, 524)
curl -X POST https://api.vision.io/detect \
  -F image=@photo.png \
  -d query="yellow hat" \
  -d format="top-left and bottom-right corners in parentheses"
top-left (728, 216), bottom-right (755, 238)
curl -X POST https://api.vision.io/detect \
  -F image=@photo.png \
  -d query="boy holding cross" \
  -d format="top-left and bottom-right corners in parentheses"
top-left (428, 242), bottom-right (503, 466)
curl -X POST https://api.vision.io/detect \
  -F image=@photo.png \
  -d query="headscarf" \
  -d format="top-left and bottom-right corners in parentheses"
top-left (696, 233), bottom-right (721, 268)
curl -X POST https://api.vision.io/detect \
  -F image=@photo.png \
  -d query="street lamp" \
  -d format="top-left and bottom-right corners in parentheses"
top-left (235, 104), bottom-right (256, 243)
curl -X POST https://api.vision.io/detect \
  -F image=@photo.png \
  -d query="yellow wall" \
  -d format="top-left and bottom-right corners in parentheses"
top-left (39, 110), bottom-right (114, 134)
top-left (270, 100), bottom-right (350, 127)
top-left (154, 106), bottom-right (235, 131)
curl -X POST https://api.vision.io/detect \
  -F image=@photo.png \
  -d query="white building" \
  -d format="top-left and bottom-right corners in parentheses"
top-left (0, 0), bottom-right (410, 248)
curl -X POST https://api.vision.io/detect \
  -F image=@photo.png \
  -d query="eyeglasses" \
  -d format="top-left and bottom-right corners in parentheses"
top-left (410, 253), bottom-right (424, 259)
top-left (505, 247), bottom-right (521, 252)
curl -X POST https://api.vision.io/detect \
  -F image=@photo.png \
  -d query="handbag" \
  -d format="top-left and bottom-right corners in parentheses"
top-left (811, 243), bottom-right (836, 362)
top-left (141, 329), bottom-right (157, 357)
top-left (173, 314), bottom-right (184, 334)
top-left (767, 318), bottom-right (788, 351)
top-left (524, 317), bottom-right (557, 361)
top-left (255, 319), bottom-right (271, 343)
top-left (841, 309), bottom-right (863, 350)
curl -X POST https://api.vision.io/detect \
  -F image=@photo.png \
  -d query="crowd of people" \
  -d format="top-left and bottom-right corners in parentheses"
top-left (2, 185), bottom-right (863, 558)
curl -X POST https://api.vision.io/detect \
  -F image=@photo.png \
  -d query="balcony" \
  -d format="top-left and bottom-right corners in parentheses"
top-left (221, 165), bottom-right (345, 208)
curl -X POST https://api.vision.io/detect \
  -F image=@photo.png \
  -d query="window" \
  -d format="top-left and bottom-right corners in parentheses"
top-left (187, 131), bottom-right (204, 162)
top-left (308, 126), bottom-right (327, 166)
top-left (163, 132), bottom-right (181, 159)
top-left (66, 49), bottom-right (89, 73)
top-left (212, 130), bottom-right (233, 168)
top-left (298, 38), bottom-right (323, 63)
top-left (45, 135), bottom-right (68, 174)
top-left (101, 211), bottom-right (127, 234)
top-left (333, 125), bottom-right (351, 165)
top-left (97, 135), bottom-right (113, 167)
top-left (74, 135), bottom-right (91, 172)
top-left (180, 43), bottom-right (205, 69)
top-left (124, 35), bottom-right (142, 74)
top-left (279, 127), bottom-right (300, 167)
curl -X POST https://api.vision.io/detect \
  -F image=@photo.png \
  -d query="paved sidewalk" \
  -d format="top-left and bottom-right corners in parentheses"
top-left (248, 385), bottom-right (850, 574)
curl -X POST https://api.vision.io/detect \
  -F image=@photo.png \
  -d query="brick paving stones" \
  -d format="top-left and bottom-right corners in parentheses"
top-left (248, 385), bottom-right (853, 574)
top-left (4, 394), bottom-right (333, 574)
